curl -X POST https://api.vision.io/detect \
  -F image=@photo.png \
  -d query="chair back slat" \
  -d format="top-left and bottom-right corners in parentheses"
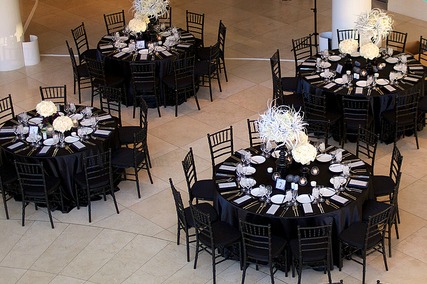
top-left (365, 206), bottom-right (392, 249)
top-left (292, 35), bottom-right (314, 76)
top-left (297, 223), bottom-right (332, 266)
top-left (39, 85), bottom-right (67, 105)
top-left (247, 119), bottom-right (261, 148)
top-left (71, 22), bottom-right (90, 62)
top-left (158, 6), bottom-right (172, 28)
top-left (191, 204), bottom-right (214, 247)
top-left (390, 144), bottom-right (403, 185)
top-left (270, 49), bottom-right (283, 103)
top-left (337, 29), bottom-right (360, 44)
top-left (100, 86), bottom-right (122, 126)
top-left (386, 31), bottom-right (407, 53)
top-left (182, 148), bottom-right (198, 194)
top-left (83, 150), bottom-right (113, 191)
top-left (104, 10), bottom-right (125, 35)
top-left (0, 94), bottom-right (15, 126)
top-left (169, 178), bottom-right (187, 229)
top-left (239, 220), bottom-right (272, 262)
top-left (186, 10), bottom-right (204, 45)
top-left (419, 36), bottom-right (427, 65)
top-left (305, 118), bottom-right (330, 145)
top-left (207, 126), bottom-right (234, 172)
top-left (356, 127), bottom-right (379, 174)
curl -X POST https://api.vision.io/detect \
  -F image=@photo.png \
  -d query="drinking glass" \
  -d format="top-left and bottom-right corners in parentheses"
top-left (318, 186), bottom-right (325, 203)
top-left (266, 185), bottom-right (272, 203)
top-left (387, 47), bottom-right (393, 57)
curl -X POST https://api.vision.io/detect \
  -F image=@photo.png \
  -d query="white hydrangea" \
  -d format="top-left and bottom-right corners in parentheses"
top-left (360, 43), bottom-right (380, 60)
top-left (36, 100), bottom-right (57, 117)
top-left (339, 39), bottom-right (358, 55)
top-left (53, 115), bottom-right (73, 133)
top-left (292, 142), bottom-right (317, 165)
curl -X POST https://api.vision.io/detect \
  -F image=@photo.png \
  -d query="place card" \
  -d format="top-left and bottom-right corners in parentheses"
top-left (305, 74), bottom-right (320, 80)
top-left (302, 203), bottom-right (314, 214)
top-left (383, 85), bottom-right (396, 92)
top-left (38, 145), bottom-right (51, 155)
top-left (97, 114), bottom-right (112, 121)
top-left (73, 141), bottom-right (86, 150)
top-left (219, 165), bottom-right (236, 171)
top-left (0, 128), bottom-right (15, 134)
top-left (324, 82), bottom-right (336, 89)
top-left (330, 195), bottom-right (349, 205)
top-left (355, 87), bottom-right (363, 94)
top-left (177, 44), bottom-right (191, 48)
top-left (348, 179), bottom-right (368, 188)
top-left (348, 160), bottom-right (365, 168)
top-left (266, 204), bottom-right (280, 215)
top-left (404, 76), bottom-right (419, 82)
top-left (162, 51), bottom-right (173, 57)
top-left (99, 44), bottom-right (114, 50)
top-left (335, 64), bottom-right (343, 74)
top-left (233, 195), bottom-right (251, 204)
top-left (113, 52), bottom-right (126, 58)
top-left (7, 141), bottom-right (24, 150)
top-left (93, 129), bottom-right (111, 136)
top-left (217, 182), bottom-right (237, 189)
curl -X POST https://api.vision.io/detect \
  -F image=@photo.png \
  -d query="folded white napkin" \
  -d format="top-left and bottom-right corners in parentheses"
top-left (139, 49), bottom-right (149, 54)
top-left (302, 62), bottom-right (316, 67)
top-left (217, 182), bottom-right (237, 189)
top-left (94, 129), bottom-right (111, 136)
top-left (113, 52), bottom-right (126, 58)
top-left (234, 195), bottom-right (251, 204)
top-left (266, 204), bottom-right (280, 215)
top-left (97, 114), bottom-right (112, 121)
top-left (330, 195), bottom-right (349, 204)
top-left (335, 151), bottom-right (342, 162)
top-left (355, 87), bottom-right (363, 94)
top-left (404, 76), bottom-right (419, 82)
top-left (103, 35), bottom-right (114, 40)
top-left (305, 74), bottom-right (320, 80)
top-left (140, 54), bottom-right (148, 60)
top-left (99, 44), bottom-right (113, 50)
top-left (324, 82), bottom-right (336, 89)
top-left (73, 141), bottom-right (86, 150)
top-left (7, 141), bottom-right (24, 150)
top-left (180, 34), bottom-right (194, 39)
top-left (348, 179), bottom-right (368, 188)
top-left (162, 51), bottom-right (173, 57)
top-left (38, 145), bottom-right (51, 154)
top-left (219, 165), bottom-right (236, 171)
top-left (409, 66), bottom-right (424, 70)
top-left (177, 44), bottom-right (191, 48)
top-left (348, 160), bottom-right (365, 168)
top-left (384, 85), bottom-right (396, 92)
top-left (302, 203), bottom-right (313, 214)
top-left (0, 128), bottom-right (14, 133)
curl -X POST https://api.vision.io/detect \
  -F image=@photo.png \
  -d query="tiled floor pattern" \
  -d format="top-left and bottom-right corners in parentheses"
top-left (0, 0), bottom-right (427, 283)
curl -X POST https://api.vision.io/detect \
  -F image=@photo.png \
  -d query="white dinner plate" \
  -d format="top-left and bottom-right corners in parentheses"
top-left (64, 136), bottom-right (79, 143)
top-left (28, 117), bottom-right (43, 125)
top-left (296, 194), bottom-right (313, 204)
top-left (115, 42), bottom-right (127, 48)
top-left (356, 80), bottom-right (368, 87)
top-left (271, 194), bottom-right (291, 204)
top-left (119, 36), bottom-right (128, 41)
top-left (80, 119), bottom-right (92, 126)
top-left (334, 78), bottom-right (344, 84)
top-left (320, 62), bottom-right (331, 68)
top-left (242, 166), bottom-right (256, 175)
top-left (316, 154), bottom-right (333, 163)
top-left (250, 155), bottom-right (266, 164)
top-left (319, 187), bottom-right (336, 197)
top-left (329, 164), bottom-right (344, 173)
top-left (79, 127), bottom-right (94, 135)
top-left (122, 47), bottom-right (130, 53)
top-left (385, 57), bottom-right (398, 64)
top-left (240, 178), bottom-right (256, 188)
top-left (251, 187), bottom-right (267, 197)
top-left (351, 52), bottom-right (360, 57)
top-left (69, 113), bottom-right (83, 120)
top-left (43, 138), bottom-right (57, 146)
top-left (376, 79), bottom-right (390, 86)
top-left (330, 176), bottom-right (347, 185)
top-left (329, 55), bottom-right (341, 62)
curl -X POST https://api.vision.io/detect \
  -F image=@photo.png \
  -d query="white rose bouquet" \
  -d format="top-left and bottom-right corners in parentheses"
top-left (53, 115), bottom-right (73, 133)
top-left (360, 42), bottom-right (380, 60)
top-left (128, 13), bottom-right (150, 33)
top-left (291, 142), bottom-right (317, 165)
top-left (132, 0), bottom-right (169, 20)
top-left (339, 39), bottom-right (358, 55)
top-left (36, 100), bottom-right (57, 117)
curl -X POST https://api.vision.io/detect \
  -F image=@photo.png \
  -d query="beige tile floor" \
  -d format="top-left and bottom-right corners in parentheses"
top-left (0, 0), bottom-right (427, 283)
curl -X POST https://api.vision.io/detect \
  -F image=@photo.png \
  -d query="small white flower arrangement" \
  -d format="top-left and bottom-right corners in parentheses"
top-left (132, 0), bottom-right (169, 20)
top-left (53, 115), bottom-right (73, 133)
top-left (360, 42), bottom-right (380, 60)
top-left (338, 39), bottom-right (358, 55)
top-left (128, 13), bottom-right (150, 33)
top-left (36, 100), bottom-right (57, 117)
top-left (292, 142), bottom-right (317, 165)
top-left (355, 8), bottom-right (393, 45)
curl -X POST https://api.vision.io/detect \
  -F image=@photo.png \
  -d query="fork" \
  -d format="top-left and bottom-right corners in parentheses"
top-left (325, 199), bottom-right (339, 209)
top-left (52, 147), bottom-right (59, 157)
top-left (341, 191), bottom-right (356, 200)
top-left (243, 200), bottom-right (258, 210)
top-left (280, 206), bottom-right (289, 217)
top-left (293, 205), bottom-right (299, 217)
top-left (256, 202), bottom-right (266, 214)
top-left (317, 203), bottom-right (325, 213)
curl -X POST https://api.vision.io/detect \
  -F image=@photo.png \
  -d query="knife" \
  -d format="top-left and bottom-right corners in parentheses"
top-left (15, 145), bottom-right (30, 154)
top-left (334, 85), bottom-right (345, 93)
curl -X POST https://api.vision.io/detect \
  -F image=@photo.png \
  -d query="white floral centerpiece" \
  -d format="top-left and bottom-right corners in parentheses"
top-left (360, 42), bottom-right (380, 60)
top-left (36, 100), bottom-right (57, 117)
top-left (128, 13), bottom-right (150, 33)
top-left (355, 8), bottom-right (393, 46)
top-left (257, 103), bottom-right (317, 165)
top-left (339, 39), bottom-right (358, 55)
top-left (131, 0), bottom-right (169, 20)
top-left (52, 115), bottom-right (73, 133)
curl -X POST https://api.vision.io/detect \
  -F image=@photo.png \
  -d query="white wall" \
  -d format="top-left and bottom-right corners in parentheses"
top-left (388, 0), bottom-right (427, 21)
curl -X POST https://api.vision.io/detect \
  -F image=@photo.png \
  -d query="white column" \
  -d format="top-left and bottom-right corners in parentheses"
top-left (331, 0), bottom-right (371, 49)
top-left (0, 0), bottom-right (25, 71)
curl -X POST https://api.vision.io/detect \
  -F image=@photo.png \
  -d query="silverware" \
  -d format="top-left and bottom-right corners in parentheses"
top-left (347, 86), bottom-right (353, 95)
top-left (334, 85), bottom-right (345, 93)
top-left (293, 205), bottom-right (299, 217)
top-left (227, 191), bottom-right (242, 201)
top-left (65, 145), bottom-right (74, 153)
top-left (249, 147), bottom-right (260, 154)
top-left (15, 145), bottom-right (30, 154)
top-left (84, 140), bottom-right (96, 146)
top-left (341, 191), bottom-right (356, 200)
top-left (243, 200), bottom-right (258, 210)
top-left (280, 206), bottom-right (289, 217)
top-left (52, 147), bottom-right (59, 157)
top-left (256, 202), bottom-right (266, 214)
top-left (325, 199), bottom-right (339, 209)
top-left (27, 147), bottom-right (37, 156)
top-left (394, 83), bottom-right (405, 91)
top-left (318, 203), bottom-right (325, 213)
top-left (346, 187), bottom-right (363, 193)
top-left (375, 87), bottom-right (384, 95)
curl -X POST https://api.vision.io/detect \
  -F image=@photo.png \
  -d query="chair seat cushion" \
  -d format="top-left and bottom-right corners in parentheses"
top-left (75, 171), bottom-right (110, 190)
top-left (196, 47), bottom-right (210, 61)
top-left (290, 238), bottom-right (327, 263)
top-left (280, 93), bottom-right (303, 110)
top-left (191, 179), bottom-right (216, 201)
top-left (362, 199), bottom-right (392, 222)
top-left (23, 177), bottom-right (60, 197)
top-left (81, 49), bottom-right (98, 61)
top-left (163, 74), bottom-right (194, 89)
top-left (77, 63), bottom-right (90, 78)
top-left (281, 77), bottom-right (298, 92)
top-left (419, 96), bottom-right (427, 112)
top-left (199, 221), bottom-right (241, 247)
top-left (111, 148), bottom-right (144, 168)
top-left (246, 235), bottom-right (287, 262)
top-left (372, 175), bottom-right (395, 197)
top-left (195, 61), bottom-right (217, 76)
top-left (184, 203), bottom-right (218, 227)
top-left (339, 222), bottom-right (381, 250)
top-left (118, 126), bottom-right (143, 145)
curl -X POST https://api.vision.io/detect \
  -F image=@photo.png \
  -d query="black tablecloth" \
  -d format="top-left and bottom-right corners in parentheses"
top-left (214, 147), bottom-right (370, 265)
top-left (299, 51), bottom-right (425, 132)
top-left (0, 107), bottom-right (120, 212)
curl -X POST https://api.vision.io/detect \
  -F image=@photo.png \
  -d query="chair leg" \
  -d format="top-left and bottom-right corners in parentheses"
top-left (212, 246), bottom-right (217, 284)
top-left (185, 229), bottom-right (191, 262)
top-left (194, 240), bottom-right (200, 269)
top-left (362, 251), bottom-right (367, 284)
top-left (110, 186), bottom-right (120, 215)
top-left (216, 69), bottom-right (222, 93)
top-left (175, 91), bottom-right (179, 117)
top-left (21, 199), bottom-right (26, 227)
top-left (382, 239), bottom-right (389, 271)
top-left (208, 77), bottom-right (213, 102)
top-left (194, 86), bottom-right (200, 110)
top-left (221, 57), bottom-right (228, 82)
top-left (1, 189), bottom-right (9, 219)
top-left (133, 104), bottom-right (136, 119)
top-left (241, 261), bottom-right (247, 284)
top-left (135, 167), bottom-right (141, 199)
top-left (88, 190), bottom-right (92, 223)
top-left (146, 159), bottom-right (154, 184)
top-left (338, 241), bottom-right (343, 271)
top-left (46, 201), bottom-right (55, 229)
top-left (269, 264), bottom-right (275, 284)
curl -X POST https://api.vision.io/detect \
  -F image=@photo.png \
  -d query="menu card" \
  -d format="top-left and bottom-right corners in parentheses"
top-left (7, 141), bottom-right (23, 150)
top-left (113, 52), bottom-right (126, 58)
top-left (348, 179), bottom-right (368, 188)
top-left (94, 129), bottom-right (111, 136)
top-left (330, 195), bottom-right (349, 205)
top-left (266, 204), bottom-right (280, 215)
top-left (233, 195), bottom-right (251, 204)
top-left (383, 85), bottom-right (396, 92)
top-left (217, 182), bottom-right (237, 189)
top-left (219, 165), bottom-right (236, 171)
top-left (302, 203), bottom-right (313, 214)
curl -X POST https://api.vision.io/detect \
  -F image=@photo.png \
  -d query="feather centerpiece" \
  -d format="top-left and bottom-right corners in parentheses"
top-left (355, 8), bottom-right (393, 45)
top-left (131, 0), bottom-right (169, 20)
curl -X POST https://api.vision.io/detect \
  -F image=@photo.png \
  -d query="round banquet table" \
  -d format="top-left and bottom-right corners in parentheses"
top-left (299, 51), bottom-right (426, 133)
top-left (214, 146), bottom-right (370, 265)
top-left (0, 106), bottom-right (120, 212)
top-left (97, 29), bottom-right (196, 106)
